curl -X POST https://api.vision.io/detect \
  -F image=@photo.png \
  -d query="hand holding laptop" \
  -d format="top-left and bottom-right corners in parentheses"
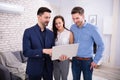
top-left (52, 43), bottom-right (79, 60)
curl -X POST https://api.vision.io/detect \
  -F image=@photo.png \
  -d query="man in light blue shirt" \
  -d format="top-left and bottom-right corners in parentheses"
top-left (70, 6), bottom-right (104, 80)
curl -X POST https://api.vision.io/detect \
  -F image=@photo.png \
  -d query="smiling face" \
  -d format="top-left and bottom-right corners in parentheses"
top-left (72, 13), bottom-right (84, 27)
top-left (71, 7), bottom-right (85, 27)
top-left (38, 12), bottom-right (51, 27)
top-left (55, 18), bottom-right (64, 31)
top-left (52, 15), bottom-right (66, 39)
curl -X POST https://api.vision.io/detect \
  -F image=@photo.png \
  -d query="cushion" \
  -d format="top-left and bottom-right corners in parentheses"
top-left (0, 64), bottom-right (11, 80)
top-left (0, 51), bottom-right (26, 79)
top-left (20, 51), bottom-right (28, 63)
top-left (0, 55), bottom-right (6, 66)
top-left (12, 51), bottom-right (22, 63)
top-left (0, 51), bottom-right (21, 66)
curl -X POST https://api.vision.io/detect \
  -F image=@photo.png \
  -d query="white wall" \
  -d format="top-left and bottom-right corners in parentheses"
top-left (0, 0), bottom-right (55, 52)
top-left (114, 1), bottom-right (120, 67)
top-left (59, 0), bottom-right (76, 29)
top-left (117, 3), bottom-right (120, 66)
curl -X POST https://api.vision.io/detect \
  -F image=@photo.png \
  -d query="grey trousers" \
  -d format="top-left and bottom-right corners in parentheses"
top-left (53, 60), bottom-right (70, 80)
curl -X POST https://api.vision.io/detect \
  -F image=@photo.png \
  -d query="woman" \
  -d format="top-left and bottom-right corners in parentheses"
top-left (52, 15), bottom-right (73, 80)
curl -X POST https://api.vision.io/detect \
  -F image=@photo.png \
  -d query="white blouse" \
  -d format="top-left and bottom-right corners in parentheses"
top-left (55, 29), bottom-right (70, 46)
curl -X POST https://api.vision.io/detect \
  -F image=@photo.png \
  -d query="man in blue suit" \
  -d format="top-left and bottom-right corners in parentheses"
top-left (23, 7), bottom-right (54, 80)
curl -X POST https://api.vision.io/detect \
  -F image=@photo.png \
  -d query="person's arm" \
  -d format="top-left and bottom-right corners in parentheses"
top-left (93, 27), bottom-right (104, 63)
top-left (42, 32), bottom-right (54, 56)
top-left (91, 27), bottom-right (105, 69)
top-left (43, 49), bottom-right (52, 56)
top-left (23, 29), bottom-right (43, 58)
top-left (69, 31), bottom-right (74, 44)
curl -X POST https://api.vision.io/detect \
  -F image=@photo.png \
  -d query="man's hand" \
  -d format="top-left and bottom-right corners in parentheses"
top-left (43, 49), bottom-right (52, 56)
top-left (59, 55), bottom-right (68, 61)
top-left (90, 62), bottom-right (97, 70)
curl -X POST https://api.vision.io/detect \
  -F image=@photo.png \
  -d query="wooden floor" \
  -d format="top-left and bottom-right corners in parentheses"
top-left (67, 63), bottom-right (120, 80)
top-left (93, 65), bottom-right (120, 80)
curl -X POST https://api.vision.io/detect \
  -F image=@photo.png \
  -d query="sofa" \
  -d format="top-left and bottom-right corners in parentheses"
top-left (0, 51), bottom-right (28, 80)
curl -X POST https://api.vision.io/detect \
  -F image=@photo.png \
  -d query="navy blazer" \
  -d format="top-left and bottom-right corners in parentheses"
top-left (23, 24), bottom-right (54, 76)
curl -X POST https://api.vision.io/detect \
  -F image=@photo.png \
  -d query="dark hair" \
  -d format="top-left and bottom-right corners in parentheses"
top-left (37, 7), bottom-right (51, 15)
top-left (71, 6), bottom-right (84, 15)
top-left (52, 15), bottom-right (67, 40)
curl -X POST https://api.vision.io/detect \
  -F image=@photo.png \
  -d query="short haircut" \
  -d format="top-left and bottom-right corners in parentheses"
top-left (37, 7), bottom-right (51, 15)
top-left (71, 6), bottom-right (84, 15)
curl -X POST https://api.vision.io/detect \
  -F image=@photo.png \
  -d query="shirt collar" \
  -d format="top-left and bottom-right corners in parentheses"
top-left (36, 24), bottom-right (46, 32)
top-left (82, 22), bottom-right (87, 28)
top-left (75, 22), bottom-right (87, 29)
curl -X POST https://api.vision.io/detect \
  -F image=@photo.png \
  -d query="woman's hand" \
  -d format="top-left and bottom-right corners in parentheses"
top-left (59, 55), bottom-right (68, 61)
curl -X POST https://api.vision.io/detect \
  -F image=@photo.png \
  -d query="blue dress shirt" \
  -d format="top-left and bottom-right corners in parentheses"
top-left (70, 22), bottom-right (104, 64)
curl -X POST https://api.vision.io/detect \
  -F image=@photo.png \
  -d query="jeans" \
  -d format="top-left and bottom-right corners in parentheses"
top-left (72, 57), bottom-right (93, 80)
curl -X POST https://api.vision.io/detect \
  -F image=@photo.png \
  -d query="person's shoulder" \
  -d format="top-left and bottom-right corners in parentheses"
top-left (64, 29), bottom-right (71, 34)
top-left (86, 23), bottom-right (98, 30)
top-left (71, 24), bottom-right (76, 28)
top-left (70, 24), bottom-right (77, 30)
top-left (24, 25), bottom-right (38, 35)
top-left (25, 24), bottom-right (36, 31)
top-left (46, 28), bottom-right (54, 34)
top-left (46, 29), bottom-right (54, 38)
top-left (46, 28), bottom-right (52, 32)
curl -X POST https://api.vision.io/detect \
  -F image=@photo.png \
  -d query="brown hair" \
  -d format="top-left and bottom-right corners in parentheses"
top-left (71, 6), bottom-right (84, 15)
top-left (52, 15), bottom-right (68, 40)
